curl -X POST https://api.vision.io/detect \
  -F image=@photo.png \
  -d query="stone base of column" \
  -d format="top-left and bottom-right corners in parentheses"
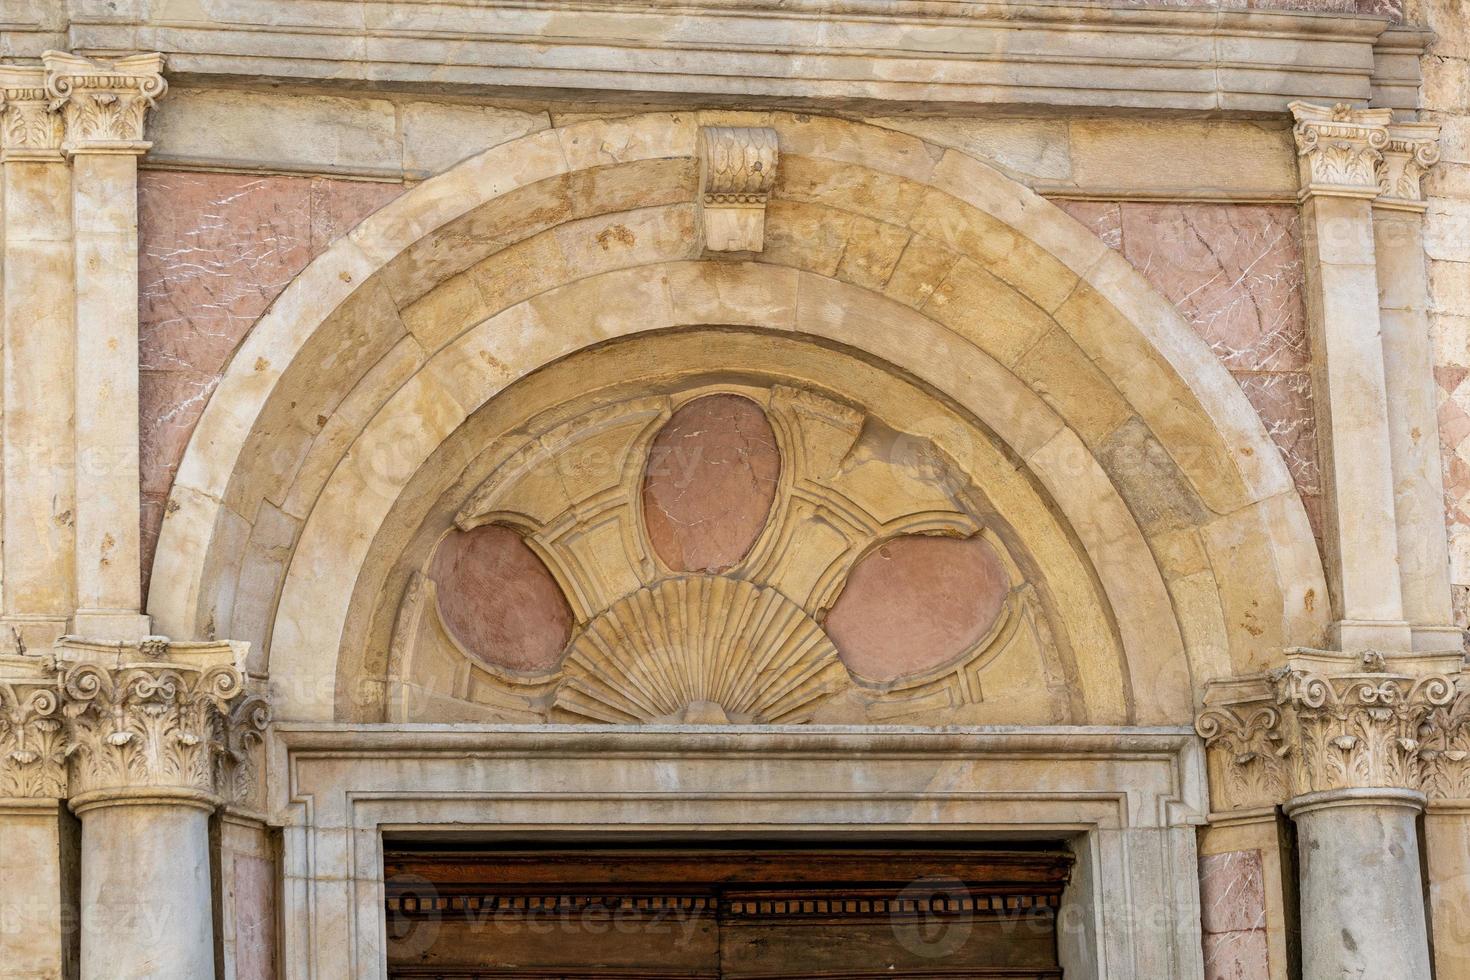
top-left (1286, 788), bottom-right (1432, 980)
top-left (73, 789), bottom-right (218, 980)
top-left (1329, 618), bottom-right (1413, 651)
top-left (69, 610), bottom-right (152, 644)
top-left (1411, 624), bottom-right (1465, 653)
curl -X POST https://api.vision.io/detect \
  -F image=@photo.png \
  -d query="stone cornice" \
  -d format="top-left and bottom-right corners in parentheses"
top-left (1198, 651), bottom-right (1468, 813)
top-left (1290, 101), bottom-right (1442, 209)
top-left (0, 52), bottom-right (166, 161)
top-left (36, 4), bottom-right (1415, 114)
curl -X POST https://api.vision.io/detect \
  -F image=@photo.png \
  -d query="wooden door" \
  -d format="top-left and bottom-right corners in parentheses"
top-left (384, 846), bottom-right (1072, 979)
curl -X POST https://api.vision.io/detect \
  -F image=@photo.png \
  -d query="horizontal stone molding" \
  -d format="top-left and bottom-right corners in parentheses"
top-left (31, 2), bottom-right (1415, 114)
top-left (274, 723), bottom-right (1208, 979)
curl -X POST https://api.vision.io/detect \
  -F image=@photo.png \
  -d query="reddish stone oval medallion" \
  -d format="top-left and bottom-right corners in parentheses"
top-left (428, 524), bottom-right (574, 673)
top-left (824, 534), bottom-right (1010, 683)
top-left (642, 394), bottom-right (781, 573)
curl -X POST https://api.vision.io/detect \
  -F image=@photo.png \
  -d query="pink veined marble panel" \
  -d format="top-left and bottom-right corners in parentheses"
top-left (428, 525), bottom-right (575, 673)
top-left (642, 394), bottom-right (781, 573)
top-left (1056, 199), bottom-right (1323, 544)
top-left (1117, 203), bottom-right (1308, 374)
top-left (1438, 365), bottom-right (1470, 532)
top-left (232, 852), bottom-right (277, 980)
top-left (824, 534), bottom-right (1010, 683)
top-left (1198, 849), bottom-right (1271, 980)
top-left (137, 171), bottom-right (403, 596)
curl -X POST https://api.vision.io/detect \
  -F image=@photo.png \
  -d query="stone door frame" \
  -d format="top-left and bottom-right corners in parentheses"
top-left (270, 725), bottom-right (1208, 980)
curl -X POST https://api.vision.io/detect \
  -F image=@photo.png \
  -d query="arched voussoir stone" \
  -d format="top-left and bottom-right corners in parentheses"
top-left (149, 112), bottom-right (1326, 726)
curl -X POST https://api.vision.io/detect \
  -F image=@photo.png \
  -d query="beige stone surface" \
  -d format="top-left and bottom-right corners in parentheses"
top-left (144, 115), bottom-right (1328, 732)
top-left (0, 8), bottom-right (1464, 976)
top-left (0, 803), bottom-right (75, 979)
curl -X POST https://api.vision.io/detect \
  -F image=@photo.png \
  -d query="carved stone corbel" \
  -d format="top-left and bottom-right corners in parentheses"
top-left (41, 50), bottom-right (167, 154)
top-left (0, 657), bottom-right (66, 799)
top-left (698, 126), bottom-right (778, 252)
top-left (1289, 101), bottom-right (1394, 201)
top-left (55, 636), bottom-right (263, 809)
top-left (0, 65), bottom-right (62, 162)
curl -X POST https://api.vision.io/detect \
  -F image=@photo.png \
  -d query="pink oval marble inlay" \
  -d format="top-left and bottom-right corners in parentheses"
top-left (428, 525), bottom-right (573, 673)
top-left (825, 534), bottom-right (1009, 683)
top-left (643, 394), bottom-right (780, 573)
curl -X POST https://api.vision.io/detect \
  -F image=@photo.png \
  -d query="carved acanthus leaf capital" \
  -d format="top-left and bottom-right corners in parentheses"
top-left (1419, 681), bottom-right (1470, 801)
top-left (1376, 122), bottom-right (1441, 212)
top-left (0, 66), bottom-right (62, 161)
top-left (1195, 701), bottom-right (1289, 812)
top-left (0, 658), bottom-right (66, 799)
top-left (57, 636), bottom-right (262, 805)
top-left (1272, 665), bottom-right (1455, 796)
top-left (42, 50), bottom-right (166, 153)
top-left (1199, 654), bottom-right (1461, 812)
top-left (1290, 101), bottom-right (1395, 201)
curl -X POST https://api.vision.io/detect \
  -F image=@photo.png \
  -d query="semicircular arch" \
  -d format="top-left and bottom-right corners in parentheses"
top-left (148, 112), bottom-right (1327, 725)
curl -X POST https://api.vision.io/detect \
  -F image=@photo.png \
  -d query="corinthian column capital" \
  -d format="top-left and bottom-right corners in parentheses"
top-left (1290, 101), bottom-right (1395, 201)
top-left (1376, 122), bottom-right (1441, 212)
top-left (0, 66), bottom-right (62, 162)
top-left (1197, 651), bottom-right (1463, 812)
top-left (1272, 658), bottom-right (1455, 797)
top-left (57, 636), bottom-right (267, 812)
top-left (41, 50), bottom-right (166, 155)
top-left (0, 657), bottom-right (66, 799)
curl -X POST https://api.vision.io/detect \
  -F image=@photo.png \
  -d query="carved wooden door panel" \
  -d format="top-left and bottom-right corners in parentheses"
top-left (384, 847), bottom-right (1071, 979)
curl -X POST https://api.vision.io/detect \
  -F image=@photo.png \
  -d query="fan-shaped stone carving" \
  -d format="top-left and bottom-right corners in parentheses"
top-left (553, 576), bottom-right (845, 724)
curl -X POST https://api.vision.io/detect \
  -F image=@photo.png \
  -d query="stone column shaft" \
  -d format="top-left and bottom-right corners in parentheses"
top-left (1199, 657), bottom-right (1455, 980)
top-left (59, 636), bottom-right (265, 980)
top-left (0, 69), bottom-right (75, 651)
top-left (1290, 790), bottom-right (1432, 980)
top-left (1372, 122), bottom-right (1457, 651)
top-left (1292, 102), bottom-right (1412, 650)
top-left (47, 51), bottom-right (165, 642)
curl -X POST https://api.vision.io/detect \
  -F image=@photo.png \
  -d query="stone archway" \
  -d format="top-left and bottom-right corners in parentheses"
top-left (147, 112), bottom-right (1327, 725)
